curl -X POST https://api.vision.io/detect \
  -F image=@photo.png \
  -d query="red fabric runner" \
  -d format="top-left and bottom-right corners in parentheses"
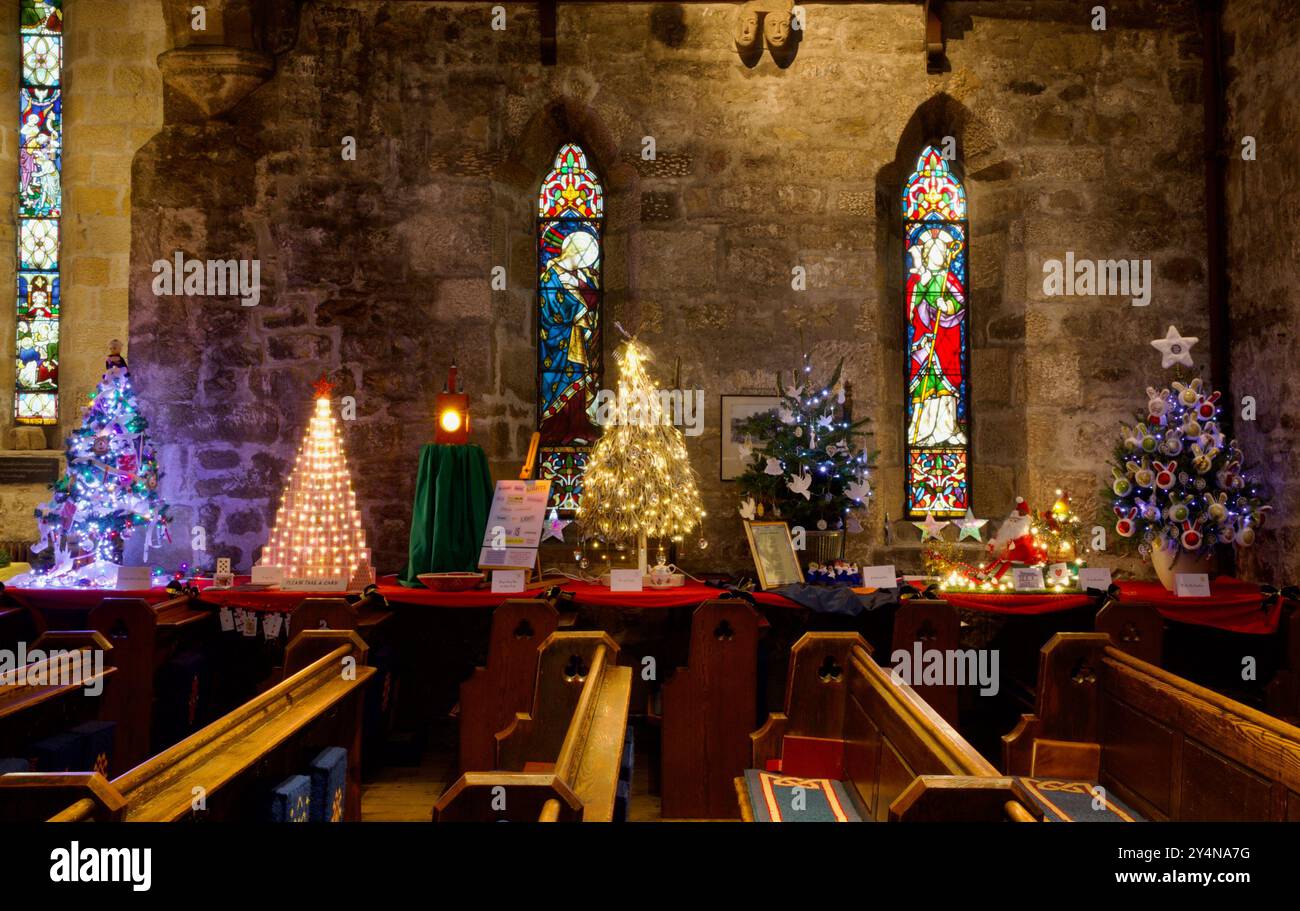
top-left (3, 576), bottom-right (802, 614)
top-left (938, 592), bottom-right (1095, 615)
top-left (1116, 577), bottom-right (1277, 635)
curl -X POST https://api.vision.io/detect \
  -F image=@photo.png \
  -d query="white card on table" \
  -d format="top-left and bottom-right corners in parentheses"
top-left (251, 565), bottom-right (284, 586)
top-left (1078, 567), bottom-right (1113, 592)
top-left (1175, 573), bottom-right (1211, 598)
top-left (860, 565), bottom-right (898, 589)
top-left (492, 569), bottom-right (527, 593)
top-left (609, 569), bottom-right (643, 592)
top-left (115, 566), bottom-right (152, 590)
top-left (1046, 563), bottom-right (1071, 586)
top-left (218, 607), bottom-right (234, 632)
top-left (1013, 567), bottom-right (1046, 591)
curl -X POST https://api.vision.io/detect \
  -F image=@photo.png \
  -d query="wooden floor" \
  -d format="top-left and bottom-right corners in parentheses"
top-left (360, 723), bottom-right (670, 822)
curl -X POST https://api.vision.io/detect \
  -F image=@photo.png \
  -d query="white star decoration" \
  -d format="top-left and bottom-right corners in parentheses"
top-left (913, 512), bottom-right (949, 541)
top-left (955, 508), bottom-right (988, 542)
top-left (541, 508), bottom-right (569, 543)
top-left (1150, 325), bottom-right (1198, 369)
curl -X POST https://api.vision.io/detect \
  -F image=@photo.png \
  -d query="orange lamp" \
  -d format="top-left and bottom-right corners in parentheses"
top-left (435, 362), bottom-right (470, 444)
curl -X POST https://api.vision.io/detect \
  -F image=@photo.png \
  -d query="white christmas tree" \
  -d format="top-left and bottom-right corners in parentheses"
top-left (260, 377), bottom-right (372, 583)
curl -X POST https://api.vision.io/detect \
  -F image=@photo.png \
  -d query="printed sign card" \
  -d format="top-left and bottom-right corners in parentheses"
top-left (491, 569), bottom-right (527, 593)
top-left (1078, 567), bottom-right (1113, 592)
top-left (1175, 573), bottom-right (1211, 598)
top-left (860, 565), bottom-right (898, 589)
top-left (1013, 567), bottom-right (1046, 591)
top-left (609, 569), bottom-right (643, 592)
top-left (478, 479), bottom-right (552, 572)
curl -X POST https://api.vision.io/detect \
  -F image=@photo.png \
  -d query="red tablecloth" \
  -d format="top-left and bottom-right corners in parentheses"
top-left (1116, 577), bottom-right (1278, 635)
top-left (4, 585), bottom-right (175, 613)
top-left (195, 577), bottom-right (803, 613)
top-left (938, 592), bottom-right (1096, 615)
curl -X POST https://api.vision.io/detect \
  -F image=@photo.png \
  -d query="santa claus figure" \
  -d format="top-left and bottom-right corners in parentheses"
top-left (987, 498), bottom-right (1047, 566)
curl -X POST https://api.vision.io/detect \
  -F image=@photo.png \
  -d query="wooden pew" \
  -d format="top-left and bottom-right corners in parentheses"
top-left (457, 598), bottom-right (559, 773)
top-left (1004, 631), bottom-right (1300, 821)
top-left (1094, 597), bottom-right (1163, 666)
top-left (434, 631), bottom-right (632, 822)
top-left (0, 629), bottom-right (375, 822)
top-left (737, 632), bottom-right (1024, 822)
top-left (660, 598), bottom-right (760, 819)
top-left (1266, 592), bottom-right (1300, 723)
top-left (890, 597), bottom-right (961, 724)
top-left (0, 629), bottom-right (152, 778)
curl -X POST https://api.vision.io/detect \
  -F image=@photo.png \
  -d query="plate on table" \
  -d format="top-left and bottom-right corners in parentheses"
top-left (417, 572), bottom-right (485, 592)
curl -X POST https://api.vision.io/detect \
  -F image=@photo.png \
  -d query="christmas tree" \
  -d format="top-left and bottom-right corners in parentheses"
top-left (260, 377), bottom-right (373, 584)
top-left (1104, 374), bottom-right (1270, 562)
top-left (733, 353), bottom-right (875, 531)
top-left (576, 338), bottom-right (706, 572)
top-left (27, 341), bottom-right (170, 587)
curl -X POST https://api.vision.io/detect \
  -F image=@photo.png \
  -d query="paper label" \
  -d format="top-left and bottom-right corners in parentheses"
top-left (609, 569), bottom-right (643, 592)
top-left (281, 576), bottom-right (347, 592)
top-left (115, 566), bottom-right (152, 590)
top-left (251, 565), bottom-right (284, 586)
top-left (1175, 573), bottom-right (1211, 598)
top-left (1078, 567), bottom-right (1113, 592)
top-left (1046, 563), bottom-right (1071, 587)
top-left (860, 565), bottom-right (898, 589)
top-left (1013, 567), bottom-right (1046, 591)
top-left (492, 570), bottom-right (527, 593)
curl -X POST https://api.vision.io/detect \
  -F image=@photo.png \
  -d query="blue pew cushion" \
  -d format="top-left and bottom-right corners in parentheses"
top-left (309, 746), bottom-right (347, 823)
top-left (70, 720), bottom-right (116, 776)
top-left (1016, 777), bottom-right (1142, 822)
top-left (30, 732), bottom-right (81, 772)
top-left (270, 774), bottom-right (312, 823)
top-left (0, 757), bottom-right (31, 774)
top-left (741, 769), bottom-right (863, 822)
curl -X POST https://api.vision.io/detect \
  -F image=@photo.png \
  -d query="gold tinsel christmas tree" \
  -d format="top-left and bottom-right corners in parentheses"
top-left (576, 338), bottom-right (706, 573)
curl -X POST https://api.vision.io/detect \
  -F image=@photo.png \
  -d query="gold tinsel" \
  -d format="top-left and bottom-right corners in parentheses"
top-left (575, 338), bottom-right (706, 545)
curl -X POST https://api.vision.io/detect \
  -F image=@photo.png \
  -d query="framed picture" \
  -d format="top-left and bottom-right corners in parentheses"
top-left (720, 394), bottom-right (782, 480)
top-left (744, 521), bottom-right (804, 590)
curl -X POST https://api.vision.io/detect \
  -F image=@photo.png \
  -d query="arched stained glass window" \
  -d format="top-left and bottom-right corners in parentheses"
top-left (16, 0), bottom-right (63, 425)
top-left (537, 143), bottom-right (603, 513)
top-left (904, 146), bottom-right (969, 517)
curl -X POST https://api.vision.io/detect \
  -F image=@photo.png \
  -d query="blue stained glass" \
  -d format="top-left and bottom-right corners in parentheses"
top-left (537, 145), bottom-right (603, 511)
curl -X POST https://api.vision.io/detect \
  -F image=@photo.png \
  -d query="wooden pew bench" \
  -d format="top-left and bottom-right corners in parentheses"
top-left (0, 629), bottom-right (150, 778)
top-left (1004, 631), bottom-right (1300, 821)
top-left (0, 629), bottom-right (374, 822)
top-left (736, 632), bottom-right (1030, 822)
top-left (434, 631), bottom-right (632, 822)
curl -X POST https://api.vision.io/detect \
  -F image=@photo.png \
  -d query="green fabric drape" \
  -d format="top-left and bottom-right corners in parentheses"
top-left (399, 443), bottom-right (493, 586)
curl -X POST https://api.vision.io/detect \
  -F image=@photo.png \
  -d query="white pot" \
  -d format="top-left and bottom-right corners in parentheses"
top-left (1150, 542), bottom-right (1206, 591)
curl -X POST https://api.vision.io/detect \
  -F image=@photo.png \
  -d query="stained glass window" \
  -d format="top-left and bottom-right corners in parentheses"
top-left (904, 146), bottom-right (969, 517)
top-left (537, 143), bottom-right (603, 513)
top-left (17, 0), bottom-right (63, 425)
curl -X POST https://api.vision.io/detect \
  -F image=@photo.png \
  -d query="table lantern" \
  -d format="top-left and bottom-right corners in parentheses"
top-left (435, 362), bottom-right (470, 444)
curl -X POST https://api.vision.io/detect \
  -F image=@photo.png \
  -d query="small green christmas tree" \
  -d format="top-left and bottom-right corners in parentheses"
top-left (734, 353), bottom-right (875, 531)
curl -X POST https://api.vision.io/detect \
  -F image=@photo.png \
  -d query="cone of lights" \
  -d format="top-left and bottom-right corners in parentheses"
top-left (259, 376), bottom-right (372, 581)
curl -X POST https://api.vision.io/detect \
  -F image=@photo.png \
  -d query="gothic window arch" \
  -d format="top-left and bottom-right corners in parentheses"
top-left (903, 145), bottom-right (969, 516)
top-left (536, 143), bottom-right (603, 512)
top-left (17, 0), bottom-right (63, 425)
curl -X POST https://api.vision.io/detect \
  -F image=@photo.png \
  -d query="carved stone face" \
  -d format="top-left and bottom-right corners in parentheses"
top-left (764, 11), bottom-right (792, 48)
top-left (735, 9), bottom-right (761, 50)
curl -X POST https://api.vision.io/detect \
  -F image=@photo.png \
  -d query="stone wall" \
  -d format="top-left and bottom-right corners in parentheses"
top-left (129, 1), bottom-right (1213, 574)
top-left (1223, 0), bottom-right (1300, 583)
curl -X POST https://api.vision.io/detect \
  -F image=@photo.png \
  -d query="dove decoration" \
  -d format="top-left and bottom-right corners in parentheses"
top-left (739, 497), bottom-right (757, 520)
top-left (787, 472), bottom-right (813, 500)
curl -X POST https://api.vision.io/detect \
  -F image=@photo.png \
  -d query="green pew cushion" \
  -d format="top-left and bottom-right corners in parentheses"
top-left (1016, 777), bottom-right (1142, 822)
top-left (742, 769), bottom-right (862, 822)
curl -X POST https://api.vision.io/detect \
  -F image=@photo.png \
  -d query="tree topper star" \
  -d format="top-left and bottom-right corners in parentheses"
top-left (312, 374), bottom-right (336, 399)
top-left (1150, 325), bottom-right (1198, 369)
top-left (955, 508), bottom-right (988, 542)
top-left (913, 512), bottom-right (949, 542)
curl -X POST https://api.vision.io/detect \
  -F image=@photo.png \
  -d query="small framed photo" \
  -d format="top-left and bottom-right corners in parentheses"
top-left (720, 394), bottom-right (782, 480)
top-left (744, 520), bottom-right (804, 590)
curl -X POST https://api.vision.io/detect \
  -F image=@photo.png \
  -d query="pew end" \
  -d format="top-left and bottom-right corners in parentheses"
top-left (432, 771), bottom-right (584, 822)
top-left (1094, 600), bottom-right (1164, 665)
top-left (0, 771), bottom-right (127, 822)
top-left (889, 775), bottom-right (1040, 822)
